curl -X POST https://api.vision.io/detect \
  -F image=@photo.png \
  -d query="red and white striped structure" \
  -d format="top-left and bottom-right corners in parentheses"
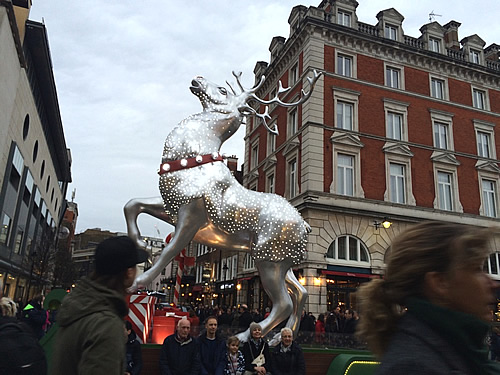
top-left (165, 232), bottom-right (194, 307)
top-left (127, 293), bottom-right (157, 343)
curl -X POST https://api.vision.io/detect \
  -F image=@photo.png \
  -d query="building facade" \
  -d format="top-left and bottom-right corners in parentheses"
top-left (0, 0), bottom-right (72, 301)
top-left (241, 0), bottom-right (500, 315)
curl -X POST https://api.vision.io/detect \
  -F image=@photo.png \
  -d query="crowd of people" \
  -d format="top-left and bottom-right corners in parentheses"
top-left (2, 223), bottom-right (500, 374)
top-left (159, 316), bottom-right (306, 375)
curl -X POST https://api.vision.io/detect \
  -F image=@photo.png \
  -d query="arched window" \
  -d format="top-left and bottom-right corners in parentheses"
top-left (326, 235), bottom-right (370, 266)
top-left (486, 252), bottom-right (500, 280)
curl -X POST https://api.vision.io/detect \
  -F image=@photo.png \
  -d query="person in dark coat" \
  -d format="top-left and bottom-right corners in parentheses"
top-left (198, 316), bottom-right (226, 375)
top-left (159, 318), bottom-right (201, 375)
top-left (125, 320), bottom-right (143, 375)
top-left (270, 327), bottom-right (305, 375)
top-left (357, 222), bottom-right (500, 375)
top-left (22, 295), bottom-right (48, 339)
top-left (238, 304), bottom-right (253, 331)
top-left (241, 322), bottom-right (271, 375)
top-left (0, 296), bottom-right (47, 375)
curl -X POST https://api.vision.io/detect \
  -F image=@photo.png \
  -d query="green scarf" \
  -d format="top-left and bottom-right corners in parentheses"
top-left (406, 297), bottom-right (500, 375)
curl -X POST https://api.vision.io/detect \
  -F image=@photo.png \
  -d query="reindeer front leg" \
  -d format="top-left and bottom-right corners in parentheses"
top-left (124, 196), bottom-right (170, 249)
top-left (130, 198), bottom-right (208, 291)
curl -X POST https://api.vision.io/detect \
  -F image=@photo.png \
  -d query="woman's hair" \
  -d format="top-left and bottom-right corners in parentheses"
top-left (227, 335), bottom-right (240, 346)
top-left (249, 322), bottom-right (262, 333)
top-left (317, 313), bottom-right (324, 323)
top-left (357, 221), bottom-right (494, 358)
top-left (0, 297), bottom-right (17, 317)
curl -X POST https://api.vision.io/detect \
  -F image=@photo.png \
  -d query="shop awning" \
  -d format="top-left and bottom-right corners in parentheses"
top-left (321, 270), bottom-right (381, 279)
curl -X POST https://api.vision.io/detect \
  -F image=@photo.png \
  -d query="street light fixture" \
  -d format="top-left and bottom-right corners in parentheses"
top-left (373, 217), bottom-right (392, 229)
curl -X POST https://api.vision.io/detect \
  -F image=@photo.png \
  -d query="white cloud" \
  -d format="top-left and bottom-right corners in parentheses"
top-left (29, 1), bottom-right (498, 237)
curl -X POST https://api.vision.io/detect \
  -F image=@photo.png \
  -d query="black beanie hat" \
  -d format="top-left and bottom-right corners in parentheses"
top-left (94, 236), bottom-right (149, 275)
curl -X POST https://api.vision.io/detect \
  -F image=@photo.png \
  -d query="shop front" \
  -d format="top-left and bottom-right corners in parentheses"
top-left (322, 266), bottom-right (381, 311)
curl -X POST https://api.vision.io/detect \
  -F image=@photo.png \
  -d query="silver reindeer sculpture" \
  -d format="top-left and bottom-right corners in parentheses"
top-left (124, 69), bottom-right (322, 343)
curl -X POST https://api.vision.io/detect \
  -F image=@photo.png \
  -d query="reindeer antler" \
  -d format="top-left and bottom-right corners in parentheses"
top-left (233, 69), bottom-right (323, 136)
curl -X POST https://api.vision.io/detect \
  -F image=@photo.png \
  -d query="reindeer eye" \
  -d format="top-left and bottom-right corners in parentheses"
top-left (218, 87), bottom-right (227, 95)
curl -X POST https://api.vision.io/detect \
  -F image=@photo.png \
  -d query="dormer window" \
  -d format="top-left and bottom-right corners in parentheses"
top-left (470, 49), bottom-right (481, 64)
top-left (429, 37), bottom-right (441, 53)
top-left (337, 9), bottom-right (351, 27)
top-left (384, 24), bottom-right (397, 40)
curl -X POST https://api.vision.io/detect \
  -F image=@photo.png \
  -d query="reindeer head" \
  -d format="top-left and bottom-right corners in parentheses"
top-left (190, 70), bottom-right (323, 135)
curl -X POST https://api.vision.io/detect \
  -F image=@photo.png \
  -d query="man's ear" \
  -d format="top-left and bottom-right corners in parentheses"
top-left (423, 271), bottom-right (450, 302)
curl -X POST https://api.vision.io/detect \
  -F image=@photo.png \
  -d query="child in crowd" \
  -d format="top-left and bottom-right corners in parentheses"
top-left (224, 336), bottom-right (245, 375)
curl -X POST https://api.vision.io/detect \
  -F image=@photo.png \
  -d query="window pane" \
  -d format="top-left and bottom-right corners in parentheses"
top-left (438, 172), bottom-right (453, 210)
top-left (434, 123), bottom-right (448, 149)
top-left (390, 163), bottom-right (405, 204)
top-left (326, 242), bottom-right (335, 258)
top-left (337, 154), bottom-right (354, 196)
top-left (338, 237), bottom-right (346, 259)
top-left (337, 102), bottom-right (353, 130)
top-left (349, 237), bottom-right (357, 261)
top-left (482, 179), bottom-right (497, 218)
top-left (490, 253), bottom-right (498, 275)
top-left (360, 247), bottom-right (368, 262)
top-left (477, 132), bottom-right (490, 158)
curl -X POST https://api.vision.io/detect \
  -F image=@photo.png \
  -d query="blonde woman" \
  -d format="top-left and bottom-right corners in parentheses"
top-left (357, 221), bottom-right (500, 374)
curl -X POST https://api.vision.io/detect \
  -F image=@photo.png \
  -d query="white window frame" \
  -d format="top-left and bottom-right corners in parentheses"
top-left (430, 76), bottom-right (448, 100)
top-left (250, 141), bottom-right (259, 170)
top-left (474, 120), bottom-right (496, 159)
top-left (289, 62), bottom-right (299, 87)
top-left (267, 125), bottom-right (277, 156)
top-left (470, 49), bottom-right (481, 64)
top-left (266, 172), bottom-right (275, 193)
top-left (433, 166), bottom-right (462, 212)
top-left (243, 253), bottom-right (255, 271)
top-left (288, 107), bottom-right (298, 137)
top-left (336, 153), bottom-right (354, 196)
top-left (337, 54), bottom-right (352, 77)
top-left (481, 178), bottom-right (498, 218)
top-left (389, 162), bottom-right (406, 204)
top-left (387, 112), bottom-right (403, 141)
top-left (333, 87), bottom-right (360, 131)
top-left (384, 63), bottom-right (404, 89)
top-left (287, 157), bottom-right (298, 199)
top-left (430, 109), bottom-right (454, 151)
top-left (337, 9), bottom-right (351, 27)
top-left (326, 235), bottom-right (370, 267)
top-left (384, 98), bottom-right (409, 141)
top-left (384, 24), bottom-right (397, 40)
top-left (384, 151), bottom-right (416, 206)
top-left (486, 252), bottom-right (500, 280)
top-left (335, 50), bottom-right (356, 79)
top-left (336, 101), bottom-right (353, 130)
top-left (472, 87), bottom-right (489, 110)
top-left (429, 37), bottom-right (441, 53)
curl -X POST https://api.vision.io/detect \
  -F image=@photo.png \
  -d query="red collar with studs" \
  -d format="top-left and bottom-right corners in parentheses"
top-left (158, 152), bottom-right (223, 175)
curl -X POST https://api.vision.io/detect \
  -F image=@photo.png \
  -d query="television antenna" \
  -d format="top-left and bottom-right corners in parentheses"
top-left (429, 11), bottom-right (442, 22)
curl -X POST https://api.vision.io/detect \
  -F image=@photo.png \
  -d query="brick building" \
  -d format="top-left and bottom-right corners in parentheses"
top-left (241, 0), bottom-right (500, 315)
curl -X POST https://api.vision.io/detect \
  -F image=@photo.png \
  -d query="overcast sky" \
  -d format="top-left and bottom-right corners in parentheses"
top-left (29, 1), bottom-right (498, 238)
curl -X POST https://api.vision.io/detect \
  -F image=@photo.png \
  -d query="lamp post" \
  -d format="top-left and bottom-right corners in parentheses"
top-left (222, 262), bottom-right (229, 306)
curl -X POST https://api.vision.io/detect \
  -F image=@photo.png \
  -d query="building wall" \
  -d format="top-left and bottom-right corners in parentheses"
top-left (242, 1), bottom-right (500, 316)
top-left (0, 3), bottom-right (71, 300)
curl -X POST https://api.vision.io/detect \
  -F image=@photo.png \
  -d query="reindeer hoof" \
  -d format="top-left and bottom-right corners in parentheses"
top-left (236, 331), bottom-right (250, 343)
top-left (268, 332), bottom-right (281, 347)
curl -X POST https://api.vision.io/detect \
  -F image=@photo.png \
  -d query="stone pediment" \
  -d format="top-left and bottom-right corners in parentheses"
top-left (376, 8), bottom-right (404, 22)
top-left (419, 21), bottom-right (445, 35)
top-left (263, 155), bottom-right (277, 171)
top-left (330, 132), bottom-right (364, 148)
top-left (461, 34), bottom-right (486, 48)
top-left (475, 160), bottom-right (500, 174)
top-left (382, 142), bottom-right (414, 157)
top-left (430, 151), bottom-right (460, 166)
top-left (283, 139), bottom-right (300, 156)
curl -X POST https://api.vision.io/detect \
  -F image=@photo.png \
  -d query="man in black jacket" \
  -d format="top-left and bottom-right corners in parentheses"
top-left (270, 327), bottom-right (306, 375)
top-left (198, 316), bottom-right (226, 375)
top-left (159, 318), bottom-right (201, 375)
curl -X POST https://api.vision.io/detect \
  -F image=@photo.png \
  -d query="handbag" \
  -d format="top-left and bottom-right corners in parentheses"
top-left (243, 341), bottom-right (266, 375)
